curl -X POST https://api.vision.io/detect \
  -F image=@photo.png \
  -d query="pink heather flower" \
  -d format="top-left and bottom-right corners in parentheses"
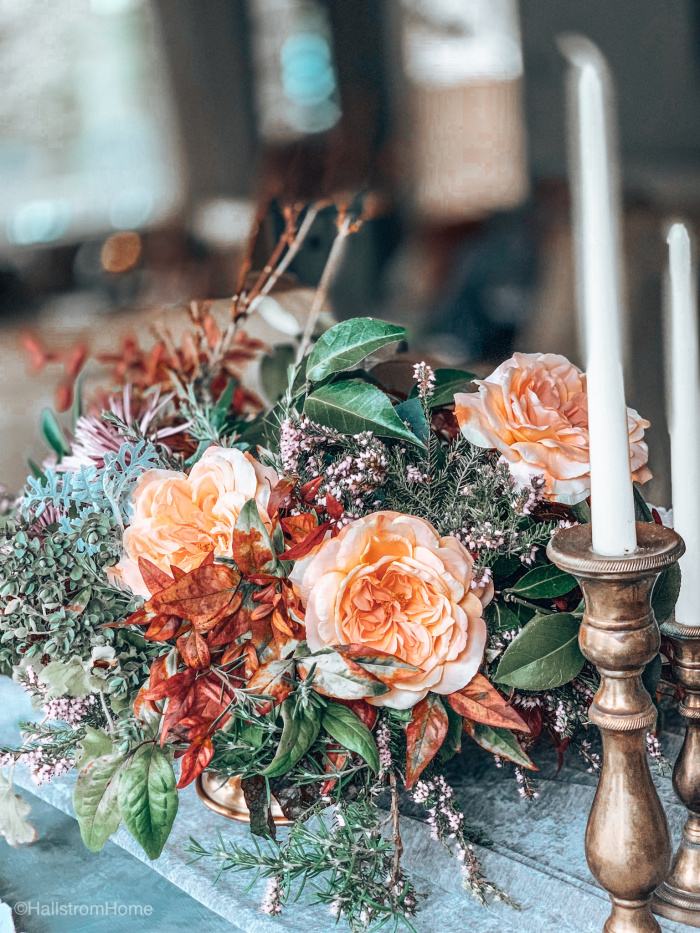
top-left (413, 362), bottom-right (436, 399)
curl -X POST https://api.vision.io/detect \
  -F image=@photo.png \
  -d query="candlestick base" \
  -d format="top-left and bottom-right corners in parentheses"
top-left (548, 522), bottom-right (685, 933)
top-left (652, 619), bottom-right (700, 928)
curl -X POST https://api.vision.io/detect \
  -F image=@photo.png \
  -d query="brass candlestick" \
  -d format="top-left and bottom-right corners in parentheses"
top-left (653, 619), bottom-right (700, 926)
top-left (548, 521), bottom-right (684, 933)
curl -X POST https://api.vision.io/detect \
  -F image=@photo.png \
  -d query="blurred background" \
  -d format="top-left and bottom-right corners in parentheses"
top-left (2, 0), bottom-right (700, 505)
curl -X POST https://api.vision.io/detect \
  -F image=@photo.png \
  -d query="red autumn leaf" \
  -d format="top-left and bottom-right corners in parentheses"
top-left (300, 476), bottom-right (323, 502)
top-left (230, 527), bottom-right (275, 575)
top-left (149, 562), bottom-right (241, 630)
top-left (144, 668), bottom-right (197, 702)
top-left (138, 557), bottom-right (174, 596)
top-left (246, 659), bottom-right (294, 714)
top-left (206, 604), bottom-right (248, 648)
top-left (405, 695), bottom-right (449, 789)
top-left (321, 747), bottom-right (349, 795)
top-left (171, 715), bottom-right (214, 742)
top-left (517, 705), bottom-right (543, 742)
top-left (268, 478), bottom-right (296, 518)
top-left (245, 643), bottom-right (260, 678)
top-left (177, 737), bottom-right (214, 788)
top-left (250, 602), bottom-right (274, 621)
top-left (281, 513), bottom-right (318, 543)
top-left (220, 644), bottom-right (245, 669)
top-left (282, 521), bottom-right (330, 560)
top-left (171, 566), bottom-right (187, 580)
top-left (325, 492), bottom-right (344, 520)
top-left (448, 674), bottom-right (530, 734)
top-left (144, 614), bottom-right (187, 641)
top-left (177, 630), bottom-right (211, 670)
top-left (161, 690), bottom-right (195, 746)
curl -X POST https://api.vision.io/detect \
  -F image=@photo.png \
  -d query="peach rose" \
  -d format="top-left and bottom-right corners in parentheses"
top-left (115, 445), bottom-right (278, 597)
top-left (296, 511), bottom-right (487, 709)
top-left (454, 352), bottom-right (651, 505)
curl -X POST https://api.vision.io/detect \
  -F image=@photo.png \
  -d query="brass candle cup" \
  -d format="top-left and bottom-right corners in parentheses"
top-left (652, 618), bottom-right (700, 927)
top-left (548, 521), bottom-right (684, 933)
top-left (196, 772), bottom-right (293, 825)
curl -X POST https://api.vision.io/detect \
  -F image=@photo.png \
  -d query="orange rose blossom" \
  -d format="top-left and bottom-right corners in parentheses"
top-left (114, 445), bottom-right (278, 597)
top-left (293, 511), bottom-right (489, 709)
top-left (454, 352), bottom-right (651, 505)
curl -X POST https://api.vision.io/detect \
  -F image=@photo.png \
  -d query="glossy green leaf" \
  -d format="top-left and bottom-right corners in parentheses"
top-left (570, 499), bottom-right (591, 523)
top-left (484, 601), bottom-right (521, 634)
top-left (41, 408), bottom-right (70, 458)
top-left (495, 612), bottom-right (584, 690)
top-left (440, 700), bottom-right (463, 762)
top-left (634, 486), bottom-right (654, 523)
top-left (508, 564), bottom-right (577, 599)
top-left (394, 398), bottom-right (429, 444)
top-left (262, 697), bottom-right (321, 777)
top-left (463, 722), bottom-right (536, 770)
top-left (304, 380), bottom-right (424, 447)
top-left (118, 744), bottom-right (177, 860)
top-left (73, 753), bottom-right (125, 851)
top-left (410, 368), bottom-right (476, 408)
top-left (642, 654), bottom-right (662, 699)
top-left (306, 318), bottom-right (405, 383)
top-left (653, 562), bottom-right (681, 626)
top-left (211, 379), bottom-right (236, 429)
top-left (322, 702), bottom-right (379, 773)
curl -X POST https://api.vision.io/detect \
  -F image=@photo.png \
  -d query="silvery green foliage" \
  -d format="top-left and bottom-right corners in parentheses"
top-left (22, 440), bottom-right (161, 525)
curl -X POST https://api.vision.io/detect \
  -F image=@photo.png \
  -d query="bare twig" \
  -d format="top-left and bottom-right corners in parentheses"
top-left (295, 213), bottom-right (352, 366)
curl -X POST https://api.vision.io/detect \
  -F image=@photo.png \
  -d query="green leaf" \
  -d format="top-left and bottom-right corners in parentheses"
top-left (297, 649), bottom-right (390, 701)
top-left (211, 379), bottom-right (236, 430)
top-left (410, 368), bottom-right (476, 408)
top-left (570, 500), bottom-right (591, 523)
top-left (306, 318), bottom-right (405, 383)
top-left (73, 753), bottom-right (125, 851)
top-left (38, 657), bottom-right (93, 699)
top-left (463, 722), bottom-right (536, 770)
top-left (653, 563), bottom-right (681, 626)
top-left (262, 697), bottom-right (321, 777)
top-left (74, 727), bottom-right (114, 770)
top-left (394, 398), bottom-right (429, 444)
top-left (304, 381), bottom-right (424, 447)
top-left (508, 564), bottom-right (577, 600)
top-left (484, 601), bottom-right (521, 634)
top-left (322, 702), bottom-right (380, 773)
top-left (634, 486), bottom-right (654, 523)
top-left (490, 555), bottom-right (522, 587)
top-left (495, 612), bottom-right (584, 690)
top-left (440, 700), bottom-right (463, 762)
top-left (41, 408), bottom-right (70, 458)
top-left (642, 654), bottom-right (662, 699)
top-left (118, 744), bottom-right (178, 860)
top-left (261, 345), bottom-right (297, 405)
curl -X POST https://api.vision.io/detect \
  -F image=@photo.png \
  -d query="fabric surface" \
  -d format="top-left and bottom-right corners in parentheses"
top-left (0, 676), bottom-right (694, 932)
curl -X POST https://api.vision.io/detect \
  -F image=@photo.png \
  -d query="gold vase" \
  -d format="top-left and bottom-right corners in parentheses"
top-left (548, 521), bottom-right (684, 933)
top-left (195, 772), bottom-right (293, 825)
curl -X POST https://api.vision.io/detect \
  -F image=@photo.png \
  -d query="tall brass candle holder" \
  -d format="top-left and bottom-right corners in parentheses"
top-left (653, 619), bottom-right (700, 926)
top-left (548, 521), bottom-right (684, 933)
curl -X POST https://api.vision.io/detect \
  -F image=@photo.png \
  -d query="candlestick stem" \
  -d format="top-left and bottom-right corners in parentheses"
top-left (548, 522), bottom-right (684, 933)
top-left (653, 620), bottom-right (700, 926)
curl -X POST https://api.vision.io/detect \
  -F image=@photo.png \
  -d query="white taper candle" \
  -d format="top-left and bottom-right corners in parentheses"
top-left (667, 223), bottom-right (700, 621)
top-left (560, 36), bottom-right (637, 555)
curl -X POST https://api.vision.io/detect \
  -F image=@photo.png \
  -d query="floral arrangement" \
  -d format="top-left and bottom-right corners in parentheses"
top-left (0, 211), bottom-right (678, 931)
